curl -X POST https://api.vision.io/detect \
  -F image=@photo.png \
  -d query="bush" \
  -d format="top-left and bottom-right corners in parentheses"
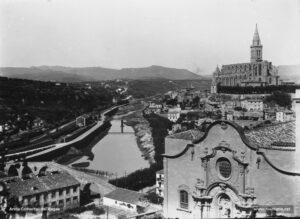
top-left (264, 91), bottom-right (292, 108)
top-left (65, 204), bottom-right (105, 215)
top-left (145, 192), bottom-right (163, 204)
top-left (218, 84), bottom-right (300, 95)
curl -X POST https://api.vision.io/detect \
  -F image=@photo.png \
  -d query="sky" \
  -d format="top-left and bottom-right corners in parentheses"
top-left (0, 0), bottom-right (300, 74)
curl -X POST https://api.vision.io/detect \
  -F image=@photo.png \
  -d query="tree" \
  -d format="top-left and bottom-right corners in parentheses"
top-left (264, 91), bottom-right (292, 108)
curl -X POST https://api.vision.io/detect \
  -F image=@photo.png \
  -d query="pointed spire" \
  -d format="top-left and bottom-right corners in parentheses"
top-left (252, 24), bottom-right (261, 46)
top-left (213, 65), bottom-right (220, 75)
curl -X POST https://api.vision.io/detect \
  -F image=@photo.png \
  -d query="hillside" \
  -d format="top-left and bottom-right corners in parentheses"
top-left (0, 76), bottom-right (113, 126)
top-left (277, 65), bottom-right (300, 83)
top-left (0, 65), bottom-right (203, 82)
top-left (126, 79), bottom-right (211, 98)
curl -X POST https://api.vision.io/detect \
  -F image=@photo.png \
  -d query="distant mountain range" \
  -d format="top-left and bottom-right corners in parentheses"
top-left (0, 65), bottom-right (203, 82)
top-left (276, 65), bottom-right (300, 83)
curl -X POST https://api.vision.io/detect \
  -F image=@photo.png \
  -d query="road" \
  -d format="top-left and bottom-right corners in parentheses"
top-left (6, 105), bottom-right (120, 159)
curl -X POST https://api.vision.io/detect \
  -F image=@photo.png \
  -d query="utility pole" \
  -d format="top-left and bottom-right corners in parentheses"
top-left (106, 206), bottom-right (109, 219)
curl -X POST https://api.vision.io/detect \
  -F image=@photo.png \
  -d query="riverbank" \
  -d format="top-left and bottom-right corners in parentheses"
top-left (117, 103), bottom-right (155, 165)
top-left (108, 113), bottom-right (171, 191)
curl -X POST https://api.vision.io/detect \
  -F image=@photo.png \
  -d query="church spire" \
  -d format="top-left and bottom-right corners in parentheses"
top-left (250, 24), bottom-right (263, 62)
top-left (252, 24), bottom-right (261, 46)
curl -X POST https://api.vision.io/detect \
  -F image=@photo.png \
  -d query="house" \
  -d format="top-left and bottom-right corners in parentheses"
top-left (241, 99), bottom-right (264, 112)
top-left (224, 101), bottom-right (236, 110)
top-left (156, 169), bottom-right (164, 197)
top-left (226, 111), bottom-right (234, 120)
top-left (147, 102), bottom-right (163, 114)
top-left (276, 111), bottom-right (294, 122)
top-left (103, 188), bottom-right (148, 213)
top-left (76, 114), bottom-right (93, 127)
top-left (165, 91), bottom-right (178, 99)
top-left (263, 109), bottom-right (276, 120)
top-left (171, 124), bottom-right (182, 133)
top-left (0, 171), bottom-right (80, 211)
top-left (167, 106), bottom-right (181, 122)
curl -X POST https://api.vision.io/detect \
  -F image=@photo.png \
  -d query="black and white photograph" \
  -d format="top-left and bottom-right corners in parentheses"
top-left (0, 0), bottom-right (300, 218)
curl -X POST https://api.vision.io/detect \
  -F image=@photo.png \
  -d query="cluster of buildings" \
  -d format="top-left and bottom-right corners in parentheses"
top-left (220, 97), bottom-right (295, 123)
top-left (151, 25), bottom-right (300, 219)
top-left (144, 87), bottom-right (295, 137)
top-left (154, 89), bottom-right (300, 218)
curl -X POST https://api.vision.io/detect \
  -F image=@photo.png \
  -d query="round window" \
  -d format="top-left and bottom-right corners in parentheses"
top-left (217, 158), bottom-right (231, 180)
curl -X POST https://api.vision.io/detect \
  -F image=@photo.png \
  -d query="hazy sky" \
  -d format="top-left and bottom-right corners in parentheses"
top-left (0, 0), bottom-right (300, 74)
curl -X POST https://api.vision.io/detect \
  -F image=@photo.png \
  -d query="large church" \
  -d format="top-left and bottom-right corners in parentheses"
top-left (162, 90), bottom-right (300, 218)
top-left (211, 25), bottom-right (280, 94)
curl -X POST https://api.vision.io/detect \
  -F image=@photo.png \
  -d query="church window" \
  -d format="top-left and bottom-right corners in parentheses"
top-left (217, 158), bottom-right (231, 180)
top-left (179, 190), bottom-right (189, 209)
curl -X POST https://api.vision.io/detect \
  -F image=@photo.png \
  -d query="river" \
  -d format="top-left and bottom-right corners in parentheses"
top-left (71, 120), bottom-right (149, 176)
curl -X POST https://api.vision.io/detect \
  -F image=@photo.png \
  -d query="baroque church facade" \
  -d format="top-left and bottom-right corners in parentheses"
top-left (211, 25), bottom-right (280, 94)
top-left (162, 90), bottom-right (300, 218)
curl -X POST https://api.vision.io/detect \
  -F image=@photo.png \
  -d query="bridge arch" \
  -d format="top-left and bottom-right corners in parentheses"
top-left (7, 165), bottom-right (18, 177)
top-left (38, 166), bottom-right (48, 176)
top-left (22, 165), bottom-right (33, 176)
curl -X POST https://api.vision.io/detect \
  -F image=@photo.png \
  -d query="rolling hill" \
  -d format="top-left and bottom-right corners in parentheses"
top-left (0, 65), bottom-right (203, 82)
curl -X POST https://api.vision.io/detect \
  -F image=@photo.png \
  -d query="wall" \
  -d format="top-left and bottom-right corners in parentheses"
top-left (103, 197), bottom-right (137, 212)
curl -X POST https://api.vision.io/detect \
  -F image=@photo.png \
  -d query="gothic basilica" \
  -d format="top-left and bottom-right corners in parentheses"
top-left (211, 25), bottom-right (280, 94)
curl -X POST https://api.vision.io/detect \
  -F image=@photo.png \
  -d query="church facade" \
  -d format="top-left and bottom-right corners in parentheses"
top-left (162, 91), bottom-right (300, 218)
top-left (211, 25), bottom-right (280, 94)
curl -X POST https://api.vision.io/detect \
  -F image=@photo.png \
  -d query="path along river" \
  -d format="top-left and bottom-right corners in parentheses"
top-left (71, 119), bottom-right (149, 177)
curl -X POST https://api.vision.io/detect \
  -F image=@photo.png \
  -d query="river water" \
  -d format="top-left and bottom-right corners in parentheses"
top-left (71, 120), bottom-right (149, 176)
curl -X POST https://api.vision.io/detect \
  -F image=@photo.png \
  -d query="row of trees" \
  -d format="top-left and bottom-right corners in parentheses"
top-left (217, 84), bottom-right (300, 94)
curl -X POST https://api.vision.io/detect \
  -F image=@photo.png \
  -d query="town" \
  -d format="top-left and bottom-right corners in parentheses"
top-left (1, 1), bottom-right (300, 218)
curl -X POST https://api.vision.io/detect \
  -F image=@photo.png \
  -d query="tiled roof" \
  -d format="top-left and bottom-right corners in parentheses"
top-left (156, 169), bottom-right (164, 174)
top-left (245, 121), bottom-right (295, 148)
top-left (167, 129), bottom-right (204, 141)
top-left (104, 188), bottom-right (145, 205)
top-left (0, 171), bottom-right (80, 197)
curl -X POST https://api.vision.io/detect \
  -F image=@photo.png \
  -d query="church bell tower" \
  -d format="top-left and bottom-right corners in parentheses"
top-left (250, 24), bottom-right (263, 62)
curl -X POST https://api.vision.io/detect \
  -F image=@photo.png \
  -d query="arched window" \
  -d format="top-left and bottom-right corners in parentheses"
top-left (180, 190), bottom-right (189, 209)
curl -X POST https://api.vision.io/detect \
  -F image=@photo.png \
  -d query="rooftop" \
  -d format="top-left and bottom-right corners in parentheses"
top-left (0, 171), bottom-right (80, 197)
top-left (245, 121), bottom-right (295, 148)
top-left (167, 129), bottom-right (204, 141)
top-left (156, 169), bottom-right (164, 174)
top-left (104, 188), bottom-right (146, 205)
